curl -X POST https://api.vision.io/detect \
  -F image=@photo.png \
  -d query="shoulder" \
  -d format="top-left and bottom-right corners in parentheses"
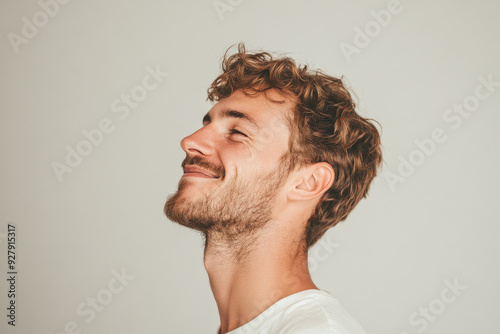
top-left (227, 289), bottom-right (366, 334)
top-left (272, 289), bottom-right (366, 334)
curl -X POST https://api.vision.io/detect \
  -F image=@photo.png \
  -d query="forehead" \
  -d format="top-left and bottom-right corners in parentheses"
top-left (206, 89), bottom-right (296, 131)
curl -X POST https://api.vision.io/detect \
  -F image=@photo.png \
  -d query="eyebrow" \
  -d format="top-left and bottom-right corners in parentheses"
top-left (202, 109), bottom-right (261, 131)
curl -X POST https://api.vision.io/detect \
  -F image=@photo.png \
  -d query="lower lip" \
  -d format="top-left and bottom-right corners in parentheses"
top-left (182, 172), bottom-right (217, 179)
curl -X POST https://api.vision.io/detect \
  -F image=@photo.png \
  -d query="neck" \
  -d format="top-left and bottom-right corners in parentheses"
top-left (203, 225), bottom-right (317, 334)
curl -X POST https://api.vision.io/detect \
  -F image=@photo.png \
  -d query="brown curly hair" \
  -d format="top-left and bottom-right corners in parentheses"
top-left (207, 43), bottom-right (383, 249)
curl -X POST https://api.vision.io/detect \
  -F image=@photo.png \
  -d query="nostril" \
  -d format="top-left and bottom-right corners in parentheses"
top-left (180, 125), bottom-right (217, 158)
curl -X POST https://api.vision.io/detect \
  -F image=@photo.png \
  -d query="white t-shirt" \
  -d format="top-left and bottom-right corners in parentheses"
top-left (220, 289), bottom-right (366, 334)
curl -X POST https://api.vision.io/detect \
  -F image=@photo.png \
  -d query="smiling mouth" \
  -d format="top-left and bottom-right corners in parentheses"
top-left (183, 172), bottom-right (217, 179)
top-left (182, 165), bottom-right (220, 179)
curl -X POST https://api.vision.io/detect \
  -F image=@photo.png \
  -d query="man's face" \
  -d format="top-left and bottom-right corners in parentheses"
top-left (164, 89), bottom-right (296, 241)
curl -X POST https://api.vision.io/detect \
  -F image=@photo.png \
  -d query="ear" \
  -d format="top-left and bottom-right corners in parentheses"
top-left (287, 162), bottom-right (335, 202)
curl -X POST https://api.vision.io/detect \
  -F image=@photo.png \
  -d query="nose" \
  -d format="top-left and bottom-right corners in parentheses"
top-left (180, 126), bottom-right (216, 157)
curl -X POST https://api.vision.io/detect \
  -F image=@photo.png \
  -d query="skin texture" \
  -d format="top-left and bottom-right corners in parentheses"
top-left (164, 89), bottom-right (335, 333)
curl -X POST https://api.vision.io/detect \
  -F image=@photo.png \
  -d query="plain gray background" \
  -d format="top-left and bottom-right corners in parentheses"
top-left (1, 0), bottom-right (499, 333)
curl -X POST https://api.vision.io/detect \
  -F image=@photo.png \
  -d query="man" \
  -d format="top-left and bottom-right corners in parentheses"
top-left (164, 43), bottom-right (382, 333)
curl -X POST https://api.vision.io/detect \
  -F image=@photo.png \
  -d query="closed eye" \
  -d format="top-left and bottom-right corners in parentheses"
top-left (229, 128), bottom-right (247, 137)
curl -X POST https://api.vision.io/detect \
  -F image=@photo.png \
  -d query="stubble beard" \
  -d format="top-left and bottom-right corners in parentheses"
top-left (164, 155), bottom-right (291, 258)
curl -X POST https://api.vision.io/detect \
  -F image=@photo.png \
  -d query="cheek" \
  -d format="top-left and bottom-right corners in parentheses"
top-left (234, 139), bottom-right (281, 165)
top-left (218, 139), bottom-right (288, 175)
top-left (218, 147), bottom-right (261, 179)
top-left (219, 141), bottom-right (257, 164)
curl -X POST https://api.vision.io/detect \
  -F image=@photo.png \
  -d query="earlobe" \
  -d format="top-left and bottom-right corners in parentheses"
top-left (288, 163), bottom-right (335, 201)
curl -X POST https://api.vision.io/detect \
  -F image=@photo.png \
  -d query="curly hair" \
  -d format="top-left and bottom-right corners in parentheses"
top-left (207, 43), bottom-right (383, 249)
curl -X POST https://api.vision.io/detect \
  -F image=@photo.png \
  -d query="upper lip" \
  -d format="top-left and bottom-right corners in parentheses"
top-left (183, 165), bottom-right (219, 178)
